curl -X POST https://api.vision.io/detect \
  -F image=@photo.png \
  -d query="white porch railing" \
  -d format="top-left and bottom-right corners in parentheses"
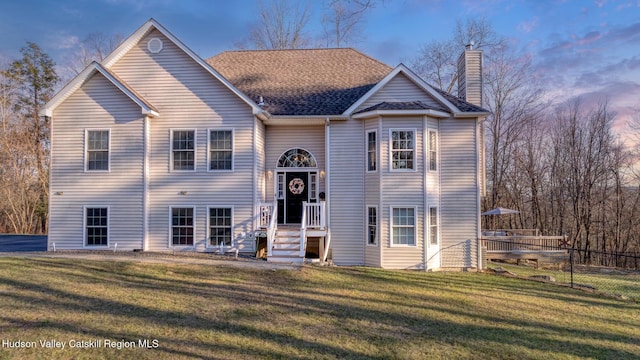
top-left (259, 202), bottom-right (274, 228)
top-left (266, 204), bottom-right (277, 258)
top-left (300, 201), bottom-right (326, 257)
top-left (303, 201), bottom-right (326, 230)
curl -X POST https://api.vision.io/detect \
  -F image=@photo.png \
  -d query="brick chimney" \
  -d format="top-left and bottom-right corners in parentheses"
top-left (457, 42), bottom-right (483, 106)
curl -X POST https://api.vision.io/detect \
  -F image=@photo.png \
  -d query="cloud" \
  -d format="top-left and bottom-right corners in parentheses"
top-left (52, 34), bottom-right (80, 50)
top-left (605, 21), bottom-right (640, 45)
top-left (518, 17), bottom-right (539, 33)
top-left (576, 31), bottom-right (602, 45)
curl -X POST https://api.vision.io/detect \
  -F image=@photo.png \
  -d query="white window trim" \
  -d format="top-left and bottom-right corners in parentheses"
top-left (277, 173), bottom-right (285, 200)
top-left (389, 128), bottom-right (417, 172)
top-left (390, 206), bottom-right (418, 247)
top-left (309, 173), bottom-right (318, 201)
top-left (83, 205), bottom-right (110, 248)
top-left (206, 206), bottom-right (234, 249)
top-left (275, 147), bottom-right (318, 169)
top-left (170, 129), bottom-right (197, 172)
top-left (366, 130), bottom-right (377, 173)
top-left (429, 206), bottom-right (439, 245)
top-left (168, 206), bottom-right (196, 248)
top-left (428, 129), bottom-right (438, 173)
top-left (366, 205), bottom-right (378, 246)
top-left (207, 128), bottom-right (234, 172)
top-left (84, 129), bottom-right (111, 172)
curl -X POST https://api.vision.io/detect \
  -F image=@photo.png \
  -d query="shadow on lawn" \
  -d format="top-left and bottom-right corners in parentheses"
top-left (0, 258), bottom-right (638, 359)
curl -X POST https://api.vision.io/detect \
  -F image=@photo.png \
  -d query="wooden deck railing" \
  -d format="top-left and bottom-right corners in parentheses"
top-left (481, 235), bottom-right (568, 252)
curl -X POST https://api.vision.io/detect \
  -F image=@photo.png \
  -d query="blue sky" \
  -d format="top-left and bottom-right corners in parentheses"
top-left (1, 0), bottom-right (639, 127)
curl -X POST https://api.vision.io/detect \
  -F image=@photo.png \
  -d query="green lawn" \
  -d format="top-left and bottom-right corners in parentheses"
top-left (0, 257), bottom-right (638, 359)
top-left (487, 261), bottom-right (640, 302)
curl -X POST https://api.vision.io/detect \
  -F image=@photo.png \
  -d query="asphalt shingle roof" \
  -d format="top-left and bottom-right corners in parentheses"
top-left (433, 88), bottom-right (489, 113)
top-left (207, 48), bottom-right (392, 116)
top-left (356, 100), bottom-right (450, 114)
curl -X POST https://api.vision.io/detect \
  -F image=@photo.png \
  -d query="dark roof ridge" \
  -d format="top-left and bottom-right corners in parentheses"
top-left (209, 48), bottom-right (392, 69)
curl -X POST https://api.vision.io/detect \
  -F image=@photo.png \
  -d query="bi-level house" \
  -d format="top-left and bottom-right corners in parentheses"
top-left (41, 19), bottom-right (488, 270)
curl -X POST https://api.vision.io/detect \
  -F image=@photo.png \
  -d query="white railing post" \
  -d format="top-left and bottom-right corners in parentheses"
top-left (300, 202), bottom-right (308, 258)
top-left (267, 203), bottom-right (277, 258)
top-left (320, 201), bottom-right (326, 229)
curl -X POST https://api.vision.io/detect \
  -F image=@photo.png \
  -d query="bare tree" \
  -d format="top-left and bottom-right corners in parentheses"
top-left (411, 17), bottom-right (505, 93)
top-left (0, 64), bottom-right (19, 134)
top-left (321, 0), bottom-right (376, 48)
top-left (243, 0), bottom-right (312, 49)
top-left (483, 45), bottom-right (545, 215)
top-left (2, 42), bottom-right (58, 233)
top-left (64, 32), bottom-right (124, 77)
top-left (0, 123), bottom-right (43, 233)
top-left (549, 100), bottom-right (619, 259)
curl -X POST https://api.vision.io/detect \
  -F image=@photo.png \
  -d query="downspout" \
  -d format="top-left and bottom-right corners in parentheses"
top-left (143, 115), bottom-right (150, 251)
top-left (252, 116), bottom-right (257, 241)
top-left (378, 115), bottom-right (383, 268)
top-left (423, 115), bottom-right (428, 271)
top-left (476, 118), bottom-right (482, 271)
top-left (47, 115), bottom-right (53, 251)
top-left (322, 117), bottom-right (331, 263)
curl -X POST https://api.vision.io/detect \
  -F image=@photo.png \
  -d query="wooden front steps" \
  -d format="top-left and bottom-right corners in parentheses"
top-left (268, 228), bottom-right (304, 264)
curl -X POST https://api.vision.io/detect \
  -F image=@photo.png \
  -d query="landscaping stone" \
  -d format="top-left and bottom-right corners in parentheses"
top-left (529, 275), bottom-right (556, 282)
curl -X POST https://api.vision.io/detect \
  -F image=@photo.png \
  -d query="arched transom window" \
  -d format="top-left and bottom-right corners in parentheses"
top-left (277, 148), bottom-right (317, 168)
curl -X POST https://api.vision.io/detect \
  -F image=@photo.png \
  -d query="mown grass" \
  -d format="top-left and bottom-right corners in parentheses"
top-left (0, 257), bottom-right (638, 359)
top-left (487, 261), bottom-right (640, 302)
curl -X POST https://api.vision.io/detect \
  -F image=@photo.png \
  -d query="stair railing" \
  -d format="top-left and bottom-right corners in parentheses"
top-left (300, 202), bottom-right (308, 258)
top-left (266, 204), bottom-right (277, 258)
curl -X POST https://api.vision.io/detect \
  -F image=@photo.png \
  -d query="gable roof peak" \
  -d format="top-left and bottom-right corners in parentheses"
top-left (40, 61), bottom-right (158, 117)
top-left (98, 19), bottom-right (265, 116)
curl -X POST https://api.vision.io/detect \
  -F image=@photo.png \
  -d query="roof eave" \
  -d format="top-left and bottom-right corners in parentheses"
top-left (263, 114), bottom-right (349, 125)
top-left (352, 109), bottom-right (450, 119)
top-left (453, 111), bottom-right (491, 118)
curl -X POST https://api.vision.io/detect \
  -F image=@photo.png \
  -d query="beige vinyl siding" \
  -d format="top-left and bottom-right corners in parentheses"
top-left (439, 118), bottom-right (479, 268)
top-left (457, 50), bottom-right (483, 107)
top-left (264, 125), bottom-right (325, 201)
top-left (364, 118), bottom-right (380, 267)
top-left (110, 29), bottom-right (256, 252)
top-left (329, 119), bottom-right (364, 265)
top-left (356, 73), bottom-right (443, 112)
top-left (379, 116), bottom-right (425, 269)
top-left (49, 73), bottom-right (144, 250)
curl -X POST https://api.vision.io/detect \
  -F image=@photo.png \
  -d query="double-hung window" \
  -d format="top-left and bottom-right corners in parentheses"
top-left (86, 207), bottom-right (108, 246)
top-left (172, 130), bottom-right (195, 171)
top-left (390, 130), bottom-right (414, 170)
top-left (209, 130), bottom-right (233, 171)
top-left (209, 207), bottom-right (232, 247)
top-left (429, 207), bottom-right (438, 245)
top-left (367, 206), bottom-right (377, 245)
top-left (86, 130), bottom-right (109, 171)
top-left (367, 131), bottom-right (377, 172)
top-left (391, 207), bottom-right (416, 246)
top-left (429, 130), bottom-right (437, 171)
top-left (171, 207), bottom-right (194, 246)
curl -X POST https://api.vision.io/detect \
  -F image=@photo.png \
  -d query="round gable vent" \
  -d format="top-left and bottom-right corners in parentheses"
top-left (147, 38), bottom-right (163, 54)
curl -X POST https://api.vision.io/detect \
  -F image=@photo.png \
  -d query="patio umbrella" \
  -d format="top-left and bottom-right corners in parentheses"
top-left (481, 207), bottom-right (519, 216)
